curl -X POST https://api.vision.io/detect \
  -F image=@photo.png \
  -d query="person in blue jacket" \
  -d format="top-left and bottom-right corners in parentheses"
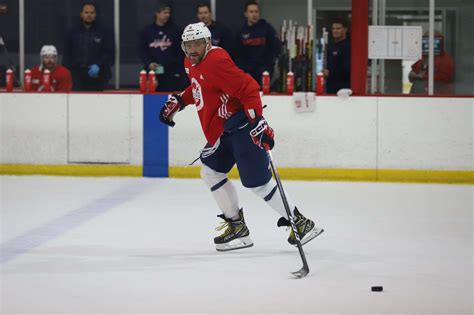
top-left (138, 2), bottom-right (186, 92)
top-left (63, 1), bottom-right (115, 91)
top-left (235, 0), bottom-right (281, 88)
top-left (322, 18), bottom-right (351, 94)
top-left (196, 3), bottom-right (233, 57)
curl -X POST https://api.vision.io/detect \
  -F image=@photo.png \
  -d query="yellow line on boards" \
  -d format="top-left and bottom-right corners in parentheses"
top-left (377, 169), bottom-right (473, 184)
top-left (1, 164), bottom-right (472, 184)
top-left (169, 166), bottom-right (473, 184)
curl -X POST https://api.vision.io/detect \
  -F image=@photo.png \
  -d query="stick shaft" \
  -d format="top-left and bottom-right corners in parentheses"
top-left (267, 151), bottom-right (309, 271)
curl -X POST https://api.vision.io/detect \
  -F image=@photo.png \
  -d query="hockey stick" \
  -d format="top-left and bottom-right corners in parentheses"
top-left (267, 150), bottom-right (309, 278)
top-left (0, 34), bottom-right (20, 85)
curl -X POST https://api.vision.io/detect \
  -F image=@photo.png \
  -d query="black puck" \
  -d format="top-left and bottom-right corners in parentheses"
top-left (371, 286), bottom-right (383, 292)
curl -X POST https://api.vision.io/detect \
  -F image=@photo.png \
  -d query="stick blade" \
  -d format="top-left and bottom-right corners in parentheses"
top-left (291, 266), bottom-right (309, 279)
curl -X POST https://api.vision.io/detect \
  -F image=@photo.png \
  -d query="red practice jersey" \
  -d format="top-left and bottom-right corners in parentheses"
top-left (180, 47), bottom-right (262, 145)
top-left (30, 65), bottom-right (73, 92)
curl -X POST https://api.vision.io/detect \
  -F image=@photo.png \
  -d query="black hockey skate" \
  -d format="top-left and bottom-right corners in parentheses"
top-left (214, 209), bottom-right (254, 252)
top-left (277, 208), bottom-right (324, 246)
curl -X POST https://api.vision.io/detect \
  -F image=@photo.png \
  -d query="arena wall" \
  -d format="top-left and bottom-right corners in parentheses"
top-left (1, 93), bottom-right (472, 183)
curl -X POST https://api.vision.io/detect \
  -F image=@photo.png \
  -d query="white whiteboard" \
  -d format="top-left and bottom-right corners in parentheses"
top-left (369, 26), bottom-right (422, 60)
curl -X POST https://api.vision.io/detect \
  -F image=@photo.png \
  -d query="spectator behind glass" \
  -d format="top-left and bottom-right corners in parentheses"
top-left (138, 2), bottom-right (187, 92)
top-left (235, 0), bottom-right (281, 88)
top-left (409, 31), bottom-right (454, 95)
top-left (323, 18), bottom-right (351, 94)
top-left (63, 1), bottom-right (115, 91)
top-left (30, 45), bottom-right (72, 92)
top-left (196, 2), bottom-right (233, 57)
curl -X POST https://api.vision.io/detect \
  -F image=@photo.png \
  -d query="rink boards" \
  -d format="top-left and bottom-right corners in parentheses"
top-left (0, 93), bottom-right (472, 183)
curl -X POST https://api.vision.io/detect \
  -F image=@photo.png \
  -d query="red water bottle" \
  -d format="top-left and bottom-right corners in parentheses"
top-left (147, 70), bottom-right (156, 93)
top-left (261, 71), bottom-right (270, 95)
top-left (139, 70), bottom-right (147, 93)
top-left (316, 72), bottom-right (324, 95)
top-left (286, 71), bottom-right (294, 95)
top-left (24, 69), bottom-right (32, 92)
top-left (5, 69), bottom-right (13, 92)
top-left (43, 69), bottom-right (51, 92)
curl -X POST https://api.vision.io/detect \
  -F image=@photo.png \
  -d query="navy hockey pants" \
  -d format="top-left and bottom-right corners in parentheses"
top-left (200, 115), bottom-right (272, 188)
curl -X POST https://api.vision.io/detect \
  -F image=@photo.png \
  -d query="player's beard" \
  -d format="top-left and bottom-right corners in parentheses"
top-left (43, 61), bottom-right (55, 71)
top-left (187, 41), bottom-right (209, 65)
top-left (189, 52), bottom-right (204, 65)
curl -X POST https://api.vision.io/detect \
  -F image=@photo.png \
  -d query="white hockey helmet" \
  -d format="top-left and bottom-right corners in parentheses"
top-left (181, 22), bottom-right (212, 62)
top-left (40, 45), bottom-right (57, 56)
top-left (181, 22), bottom-right (211, 43)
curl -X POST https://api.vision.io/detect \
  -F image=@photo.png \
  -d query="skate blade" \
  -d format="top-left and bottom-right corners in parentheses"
top-left (299, 227), bottom-right (324, 246)
top-left (216, 236), bottom-right (254, 252)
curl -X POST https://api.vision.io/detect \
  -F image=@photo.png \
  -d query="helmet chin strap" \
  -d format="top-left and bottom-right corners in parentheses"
top-left (202, 39), bottom-right (212, 60)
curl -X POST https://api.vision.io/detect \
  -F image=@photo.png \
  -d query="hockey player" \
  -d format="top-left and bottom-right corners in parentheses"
top-left (30, 45), bottom-right (72, 92)
top-left (159, 22), bottom-right (324, 252)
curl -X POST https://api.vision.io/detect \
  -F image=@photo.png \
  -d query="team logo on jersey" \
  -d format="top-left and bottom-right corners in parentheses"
top-left (191, 77), bottom-right (204, 111)
top-left (217, 94), bottom-right (232, 119)
top-left (93, 37), bottom-right (102, 43)
top-left (149, 35), bottom-right (172, 51)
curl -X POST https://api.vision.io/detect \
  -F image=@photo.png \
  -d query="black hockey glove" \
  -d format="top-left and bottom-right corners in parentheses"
top-left (159, 94), bottom-right (186, 127)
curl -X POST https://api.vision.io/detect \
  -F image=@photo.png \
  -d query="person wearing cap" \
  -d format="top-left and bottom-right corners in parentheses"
top-left (63, 1), bottom-right (115, 91)
top-left (158, 22), bottom-right (324, 252)
top-left (30, 45), bottom-right (72, 92)
top-left (138, 2), bottom-right (187, 92)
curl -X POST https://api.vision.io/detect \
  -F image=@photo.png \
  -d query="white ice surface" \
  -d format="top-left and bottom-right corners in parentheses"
top-left (0, 176), bottom-right (472, 314)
